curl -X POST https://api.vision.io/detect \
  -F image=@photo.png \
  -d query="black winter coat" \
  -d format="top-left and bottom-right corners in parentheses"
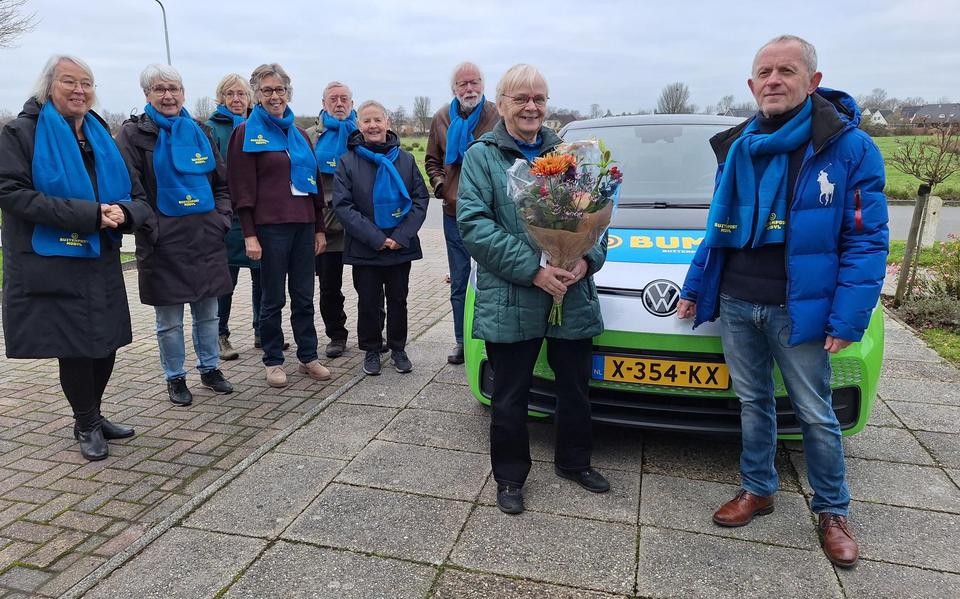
top-left (333, 131), bottom-right (428, 266)
top-left (116, 113), bottom-right (233, 306)
top-left (0, 98), bottom-right (153, 359)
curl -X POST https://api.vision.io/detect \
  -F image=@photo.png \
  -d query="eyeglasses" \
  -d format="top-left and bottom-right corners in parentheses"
top-left (455, 79), bottom-right (482, 89)
top-left (224, 90), bottom-right (248, 99)
top-left (151, 85), bottom-right (183, 96)
top-left (259, 86), bottom-right (287, 97)
top-left (325, 95), bottom-right (350, 104)
top-left (502, 94), bottom-right (548, 107)
top-left (58, 78), bottom-right (94, 92)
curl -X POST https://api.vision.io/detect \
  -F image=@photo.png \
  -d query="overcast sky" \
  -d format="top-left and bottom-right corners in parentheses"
top-left (0, 0), bottom-right (957, 119)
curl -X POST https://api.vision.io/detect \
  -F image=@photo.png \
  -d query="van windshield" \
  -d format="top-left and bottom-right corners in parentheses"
top-left (563, 124), bottom-right (729, 206)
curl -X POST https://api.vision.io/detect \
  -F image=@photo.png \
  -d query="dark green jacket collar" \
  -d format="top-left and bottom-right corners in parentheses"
top-left (474, 119), bottom-right (562, 160)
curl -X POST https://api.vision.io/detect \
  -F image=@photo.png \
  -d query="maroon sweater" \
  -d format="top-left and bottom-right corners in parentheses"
top-left (227, 122), bottom-right (325, 237)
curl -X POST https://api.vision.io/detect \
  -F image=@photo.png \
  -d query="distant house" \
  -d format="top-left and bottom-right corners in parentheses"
top-left (869, 109), bottom-right (894, 127)
top-left (861, 108), bottom-right (872, 117)
top-left (718, 107), bottom-right (756, 118)
top-left (899, 105), bottom-right (921, 120)
top-left (543, 119), bottom-right (562, 132)
top-left (908, 103), bottom-right (960, 126)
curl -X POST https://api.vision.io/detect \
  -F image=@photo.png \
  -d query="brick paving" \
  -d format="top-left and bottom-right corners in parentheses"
top-left (0, 228), bottom-right (452, 597)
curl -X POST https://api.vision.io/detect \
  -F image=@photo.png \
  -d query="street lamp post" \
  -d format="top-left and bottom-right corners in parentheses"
top-left (153, 0), bottom-right (171, 65)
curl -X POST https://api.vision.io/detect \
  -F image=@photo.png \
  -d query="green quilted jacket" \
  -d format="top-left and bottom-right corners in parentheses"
top-left (456, 120), bottom-right (606, 343)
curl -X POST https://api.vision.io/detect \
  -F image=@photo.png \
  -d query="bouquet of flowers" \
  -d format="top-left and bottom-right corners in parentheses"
top-left (507, 139), bottom-right (622, 325)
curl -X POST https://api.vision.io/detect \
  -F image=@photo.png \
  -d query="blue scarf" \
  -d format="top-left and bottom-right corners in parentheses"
top-left (444, 97), bottom-right (485, 165)
top-left (514, 135), bottom-right (542, 162)
top-left (353, 144), bottom-right (412, 230)
top-left (31, 101), bottom-right (131, 258)
top-left (214, 104), bottom-right (245, 128)
top-left (243, 104), bottom-right (318, 194)
top-left (144, 104), bottom-right (215, 217)
top-left (314, 110), bottom-right (357, 174)
top-left (703, 97), bottom-right (813, 249)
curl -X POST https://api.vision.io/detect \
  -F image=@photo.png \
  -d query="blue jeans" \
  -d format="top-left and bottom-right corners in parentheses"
top-left (443, 213), bottom-right (471, 344)
top-left (257, 223), bottom-right (318, 366)
top-left (218, 266), bottom-right (261, 338)
top-left (719, 294), bottom-right (850, 516)
top-left (155, 298), bottom-right (220, 381)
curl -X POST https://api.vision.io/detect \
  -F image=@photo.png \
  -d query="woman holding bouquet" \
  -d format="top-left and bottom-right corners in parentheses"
top-left (457, 64), bottom-right (610, 515)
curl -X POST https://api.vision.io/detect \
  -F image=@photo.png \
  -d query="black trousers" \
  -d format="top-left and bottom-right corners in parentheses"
top-left (315, 251), bottom-right (348, 342)
top-left (58, 353), bottom-right (117, 430)
top-left (484, 337), bottom-right (594, 487)
top-left (352, 262), bottom-right (410, 352)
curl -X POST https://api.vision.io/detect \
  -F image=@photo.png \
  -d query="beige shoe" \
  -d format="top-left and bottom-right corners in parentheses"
top-left (265, 365), bottom-right (287, 388)
top-left (298, 360), bottom-right (331, 381)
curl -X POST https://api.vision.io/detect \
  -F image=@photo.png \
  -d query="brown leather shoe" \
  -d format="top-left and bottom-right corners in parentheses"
top-left (818, 513), bottom-right (859, 567)
top-left (712, 489), bottom-right (775, 527)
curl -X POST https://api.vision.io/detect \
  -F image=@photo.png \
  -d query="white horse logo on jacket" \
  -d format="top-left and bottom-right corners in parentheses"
top-left (817, 169), bottom-right (835, 206)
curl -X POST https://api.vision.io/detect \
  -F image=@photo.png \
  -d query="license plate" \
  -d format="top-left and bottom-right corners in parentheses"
top-left (592, 355), bottom-right (730, 390)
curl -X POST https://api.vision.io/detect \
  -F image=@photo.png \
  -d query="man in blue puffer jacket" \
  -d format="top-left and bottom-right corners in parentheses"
top-left (678, 34), bottom-right (888, 568)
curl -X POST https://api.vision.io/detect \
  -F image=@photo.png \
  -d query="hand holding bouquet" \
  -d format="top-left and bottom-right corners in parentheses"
top-left (507, 140), bottom-right (622, 325)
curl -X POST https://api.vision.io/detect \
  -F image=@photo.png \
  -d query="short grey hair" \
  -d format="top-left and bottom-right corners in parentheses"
top-left (496, 63), bottom-right (549, 101)
top-left (449, 61), bottom-right (483, 93)
top-left (753, 34), bottom-right (818, 77)
top-left (323, 81), bottom-right (352, 99)
top-left (214, 73), bottom-right (252, 105)
top-left (140, 63), bottom-right (183, 94)
top-left (250, 63), bottom-right (293, 101)
top-left (31, 55), bottom-right (95, 105)
top-left (356, 100), bottom-right (389, 120)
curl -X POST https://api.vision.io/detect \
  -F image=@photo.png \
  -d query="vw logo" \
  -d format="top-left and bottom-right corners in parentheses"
top-left (642, 279), bottom-right (680, 317)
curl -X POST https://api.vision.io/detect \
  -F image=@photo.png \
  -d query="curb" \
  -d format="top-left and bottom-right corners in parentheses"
top-left (60, 307), bottom-right (453, 598)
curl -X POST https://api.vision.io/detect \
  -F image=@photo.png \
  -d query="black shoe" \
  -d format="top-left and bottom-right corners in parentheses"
top-left (77, 424), bottom-right (108, 461)
top-left (200, 369), bottom-right (234, 394)
top-left (555, 466), bottom-right (610, 493)
top-left (447, 343), bottom-right (465, 365)
top-left (325, 338), bottom-right (347, 358)
top-left (363, 350), bottom-right (382, 376)
top-left (255, 336), bottom-right (289, 351)
top-left (497, 485), bottom-right (524, 514)
top-left (392, 350), bottom-right (413, 373)
top-left (74, 417), bottom-right (134, 441)
top-left (167, 376), bottom-right (193, 406)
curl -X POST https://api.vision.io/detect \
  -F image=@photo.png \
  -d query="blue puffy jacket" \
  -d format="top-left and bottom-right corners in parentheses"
top-left (681, 88), bottom-right (889, 344)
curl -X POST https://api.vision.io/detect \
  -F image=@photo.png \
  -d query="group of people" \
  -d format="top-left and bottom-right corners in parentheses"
top-left (0, 33), bottom-right (887, 569)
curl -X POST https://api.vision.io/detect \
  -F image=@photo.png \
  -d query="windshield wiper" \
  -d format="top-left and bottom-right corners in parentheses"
top-left (619, 202), bottom-right (711, 209)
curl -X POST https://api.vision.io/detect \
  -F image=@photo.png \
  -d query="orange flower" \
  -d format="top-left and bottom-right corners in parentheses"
top-left (530, 153), bottom-right (576, 177)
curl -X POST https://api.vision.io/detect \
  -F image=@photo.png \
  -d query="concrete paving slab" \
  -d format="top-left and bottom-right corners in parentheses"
top-left (433, 363), bottom-right (470, 386)
top-left (881, 359), bottom-right (960, 383)
top-left (275, 403), bottom-right (397, 460)
top-left (638, 474), bottom-right (819, 550)
top-left (450, 505), bottom-right (636, 595)
top-left (886, 401), bottom-right (960, 433)
top-left (793, 455), bottom-right (960, 513)
top-left (867, 398), bottom-right (905, 427)
top-left (84, 528), bottom-right (265, 599)
top-left (336, 440), bottom-right (489, 501)
top-left (837, 559), bottom-right (960, 598)
top-left (408, 382), bottom-right (489, 416)
top-left (882, 342), bottom-right (944, 363)
top-left (842, 425), bottom-right (936, 465)
top-left (479, 462), bottom-right (641, 524)
top-left (282, 483), bottom-right (471, 563)
top-left (878, 378), bottom-right (960, 406)
top-left (223, 541), bottom-right (436, 599)
top-left (429, 569), bottom-right (626, 598)
top-left (377, 408), bottom-right (489, 454)
top-left (636, 526), bottom-right (840, 598)
top-left (947, 469), bottom-right (960, 488)
top-left (336, 371), bottom-right (433, 408)
top-left (642, 432), bottom-right (800, 491)
top-left (528, 421), bottom-right (645, 473)
top-left (852, 500), bottom-right (960, 572)
top-left (183, 453), bottom-right (342, 537)
top-left (915, 431), bottom-right (960, 469)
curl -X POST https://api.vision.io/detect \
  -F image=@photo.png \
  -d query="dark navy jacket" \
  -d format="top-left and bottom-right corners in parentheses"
top-left (681, 88), bottom-right (889, 344)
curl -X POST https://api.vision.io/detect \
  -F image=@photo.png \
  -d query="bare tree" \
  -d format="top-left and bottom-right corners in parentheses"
top-left (937, 96), bottom-right (952, 104)
top-left (0, 0), bottom-right (36, 48)
top-left (656, 82), bottom-right (693, 114)
top-left (889, 124), bottom-right (960, 192)
top-left (390, 105), bottom-right (408, 134)
top-left (589, 103), bottom-right (602, 119)
top-left (717, 94), bottom-right (735, 114)
top-left (413, 96), bottom-right (431, 136)
top-left (0, 108), bottom-right (13, 128)
top-left (99, 109), bottom-right (127, 136)
top-left (192, 96), bottom-right (214, 121)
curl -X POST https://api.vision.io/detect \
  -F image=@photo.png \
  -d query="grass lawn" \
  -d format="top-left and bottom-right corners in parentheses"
top-left (400, 136), bottom-right (431, 190)
top-left (918, 327), bottom-right (960, 366)
top-left (873, 136), bottom-right (960, 200)
top-left (887, 239), bottom-right (953, 267)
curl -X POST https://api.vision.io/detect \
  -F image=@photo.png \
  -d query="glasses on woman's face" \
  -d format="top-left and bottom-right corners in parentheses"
top-left (58, 78), bottom-right (94, 92)
top-left (503, 94), bottom-right (548, 107)
top-left (224, 90), bottom-right (247, 99)
top-left (151, 85), bottom-right (183, 97)
top-left (259, 86), bottom-right (287, 98)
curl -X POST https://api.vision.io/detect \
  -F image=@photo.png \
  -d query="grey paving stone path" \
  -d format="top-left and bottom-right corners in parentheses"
top-left (1, 229), bottom-right (959, 597)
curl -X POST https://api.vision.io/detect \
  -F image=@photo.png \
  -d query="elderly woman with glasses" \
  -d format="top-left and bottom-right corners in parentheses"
top-left (116, 63), bottom-right (236, 408)
top-left (0, 55), bottom-right (153, 461)
top-left (227, 63), bottom-right (330, 388)
top-left (457, 64), bottom-right (610, 515)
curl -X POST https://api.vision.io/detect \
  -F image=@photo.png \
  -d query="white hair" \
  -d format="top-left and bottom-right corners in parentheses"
top-left (31, 55), bottom-right (95, 105)
top-left (140, 63), bottom-right (183, 94)
top-left (754, 34), bottom-right (818, 77)
top-left (449, 61), bottom-right (484, 93)
top-left (496, 63), bottom-right (549, 100)
top-left (323, 81), bottom-right (352, 99)
top-left (357, 100), bottom-right (389, 119)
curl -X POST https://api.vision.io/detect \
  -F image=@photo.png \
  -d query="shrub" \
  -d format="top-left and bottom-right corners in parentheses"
top-left (411, 142), bottom-right (420, 149)
top-left (898, 297), bottom-right (960, 330)
top-left (402, 144), bottom-right (414, 151)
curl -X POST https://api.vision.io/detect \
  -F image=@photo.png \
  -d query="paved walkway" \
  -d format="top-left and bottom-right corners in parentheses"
top-left (1, 229), bottom-right (959, 597)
